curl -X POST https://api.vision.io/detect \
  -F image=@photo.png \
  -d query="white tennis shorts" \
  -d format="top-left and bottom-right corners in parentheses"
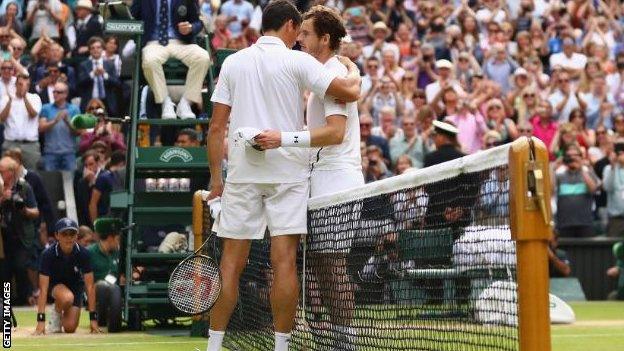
top-left (308, 168), bottom-right (365, 253)
top-left (216, 181), bottom-right (309, 239)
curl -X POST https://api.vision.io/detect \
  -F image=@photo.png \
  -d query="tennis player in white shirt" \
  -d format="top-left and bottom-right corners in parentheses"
top-left (206, 1), bottom-right (361, 351)
top-left (255, 5), bottom-right (363, 349)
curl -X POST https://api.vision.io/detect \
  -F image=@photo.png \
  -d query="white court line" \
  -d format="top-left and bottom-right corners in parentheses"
top-left (552, 333), bottom-right (624, 338)
top-left (13, 340), bottom-right (201, 347)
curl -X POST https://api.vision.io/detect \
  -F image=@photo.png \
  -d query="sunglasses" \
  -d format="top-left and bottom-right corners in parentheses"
top-left (519, 128), bottom-right (532, 133)
top-left (1, 66), bottom-right (12, 70)
top-left (486, 142), bottom-right (498, 147)
top-left (404, 77), bottom-right (415, 81)
top-left (414, 95), bottom-right (425, 99)
top-left (368, 65), bottom-right (378, 69)
top-left (597, 130), bottom-right (607, 135)
top-left (12, 46), bottom-right (23, 50)
top-left (360, 123), bottom-right (372, 128)
top-left (523, 94), bottom-right (535, 98)
top-left (488, 105), bottom-right (503, 110)
top-left (53, 90), bottom-right (67, 94)
top-left (559, 79), bottom-right (569, 83)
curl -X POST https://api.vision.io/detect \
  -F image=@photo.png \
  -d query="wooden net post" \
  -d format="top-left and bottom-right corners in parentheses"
top-left (509, 137), bottom-right (552, 351)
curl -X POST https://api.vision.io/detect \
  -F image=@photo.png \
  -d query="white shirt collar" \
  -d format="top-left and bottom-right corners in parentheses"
top-left (256, 36), bottom-right (288, 48)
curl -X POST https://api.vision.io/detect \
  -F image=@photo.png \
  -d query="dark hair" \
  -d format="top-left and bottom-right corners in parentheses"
top-left (3, 147), bottom-right (22, 164)
top-left (16, 73), bottom-right (29, 82)
top-left (83, 150), bottom-right (101, 164)
top-left (262, 0), bottom-right (301, 33)
top-left (302, 5), bottom-right (346, 51)
top-left (99, 228), bottom-right (120, 240)
top-left (87, 36), bottom-right (105, 48)
top-left (177, 128), bottom-right (199, 142)
top-left (109, 150), bottom-right (126, 167)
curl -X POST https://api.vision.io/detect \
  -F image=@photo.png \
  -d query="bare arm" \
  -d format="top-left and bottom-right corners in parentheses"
top-left (325, 57), bottom-right (361, 102)
top-left (89, 188), bottom-right (101, 223)
top-left (24, 95), bottom-right (38, 118)
top-left (255, 115), bottom-right (347, 150)
top-left (207, 103), bottom-right (231, 200)
top-left (84, 272), bottom-right (101, 333)
top-left (38, 116), bottom-right (60, 133)
top-left (33, 274), bottom-right (49, 335)
top-left (0, 97), bottom-right (11, 122)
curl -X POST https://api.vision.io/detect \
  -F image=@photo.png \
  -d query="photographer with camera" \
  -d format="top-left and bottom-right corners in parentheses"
top-left (554, 144), bottom-right (600, 238)
top-left (0, 156), bottom-right (40, 305)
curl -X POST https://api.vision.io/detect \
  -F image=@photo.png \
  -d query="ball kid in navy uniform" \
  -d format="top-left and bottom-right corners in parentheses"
top-left (34, 218), bottom-right (100, 334)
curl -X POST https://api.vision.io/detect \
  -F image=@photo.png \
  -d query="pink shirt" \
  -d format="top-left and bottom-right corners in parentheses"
top-left (445, 112), bottom-right (489, 154)
top-left (531, 116), bottom-right (558, 156)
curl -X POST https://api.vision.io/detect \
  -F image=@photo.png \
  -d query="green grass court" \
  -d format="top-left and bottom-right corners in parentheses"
top-left (8, 302), bottom-right (624, 351)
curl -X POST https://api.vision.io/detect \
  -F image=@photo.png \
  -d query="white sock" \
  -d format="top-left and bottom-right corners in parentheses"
top-left (206, 329), bottom-right (225, 351)
top-left (274, 332), bottom-right (292, 351)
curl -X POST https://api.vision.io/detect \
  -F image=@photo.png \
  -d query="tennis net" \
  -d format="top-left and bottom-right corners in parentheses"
top-left (219, 143), bottom-right (529, 351)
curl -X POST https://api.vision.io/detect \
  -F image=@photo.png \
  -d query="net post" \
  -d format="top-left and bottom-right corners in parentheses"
top-left (508, 137), bottom-right (552, 351)
top-left (192, 190), bottom-right (207, 323)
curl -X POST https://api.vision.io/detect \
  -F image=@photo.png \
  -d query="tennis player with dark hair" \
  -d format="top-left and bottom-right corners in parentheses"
top-left (255, 5), bottom-right (362, 348)
top-left (206, 1), bottom-right (361, 350)
top-left (34, 218), bottom-right (100, 335)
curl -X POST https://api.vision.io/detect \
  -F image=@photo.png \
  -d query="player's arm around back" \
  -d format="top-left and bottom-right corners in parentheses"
top-left (207, 102), bottom-right (231, 199)
top-left (326, 57), bottom-right (361, 102)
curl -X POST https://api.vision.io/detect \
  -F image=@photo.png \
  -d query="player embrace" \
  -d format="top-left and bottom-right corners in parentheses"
top-left (255, 5), bottom-right (363, 349)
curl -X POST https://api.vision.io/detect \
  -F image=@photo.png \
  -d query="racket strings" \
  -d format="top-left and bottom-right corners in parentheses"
top-left (169, 256), bottom-right (221, 314)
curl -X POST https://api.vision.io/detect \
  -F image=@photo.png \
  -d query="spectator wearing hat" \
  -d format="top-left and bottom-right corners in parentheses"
top-left (424, 120), bottom-right (463, 168)
top-left (88, 217), bottom-right (123, 330)
top-left (549, 37), bottom-right (587, 80)
top-left (483, 43), bottom-right (519, 94)
top-left (34, 218), bottom-right (100, 334)
top-left (0, 74), bottom-right (42, 170)
top-left (71, 0), bottom-right (103, 57)
top-left (363, 21), bottom-right (399, 62)
top-left (130, 0), bottom-right (211, 120)
top-left (425, 59), bottom-right (466, 107)
top-left (344, 6), bottom-right (372, 46)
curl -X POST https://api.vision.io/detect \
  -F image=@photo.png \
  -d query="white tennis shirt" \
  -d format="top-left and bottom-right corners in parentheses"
top-left (307, 57), bottom-right (361, 172)
top-left (211, 36), bottom-right (337, 183)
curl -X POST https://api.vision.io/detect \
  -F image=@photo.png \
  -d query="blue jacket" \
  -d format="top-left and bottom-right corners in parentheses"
top-left (130, 0), bottom-right (203, 46)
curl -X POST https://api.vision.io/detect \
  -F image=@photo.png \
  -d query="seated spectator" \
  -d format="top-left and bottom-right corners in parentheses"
top-left (359, 114), bottom-right (391, 165)
top-left (34, 218), bottom-right (99, 334)
top-left (175, 127), bottom-right (200, 147)
top-left (88, 217), bottom-right (123, 329)
top-left (71, 0), bottom-right (103, 57)
top-left (78, 102), bottom-right (126, 154)
top-left (0, 74), bottom-right (42, 169)
top-left (554, 144), bottom-right (600, 238)
top-left (89, 150), bottom-right (126, 223)
top-left (130, 0), bottom-right (211, 119)
top-left (390, 116), bottom-right (427, 169)
top-left (77, 37), bottom-right (122, 115)
top-left (602, 143), bottom-right (624, 238)
top-left (26, 0), bottom-right (63, 41)
top-left (74, 150), bottom-right (101, 227)
top-left (38, 81), bottom-right (82, 171)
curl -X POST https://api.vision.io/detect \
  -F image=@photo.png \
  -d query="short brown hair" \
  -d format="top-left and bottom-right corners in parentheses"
top-left (303, 5), bottom-right (346, 52)
top-left (87, 36), bottom-right (104, 49)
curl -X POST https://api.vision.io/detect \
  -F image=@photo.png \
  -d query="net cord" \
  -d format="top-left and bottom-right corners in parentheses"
top-left (308, 143), bottom-right (511, 210)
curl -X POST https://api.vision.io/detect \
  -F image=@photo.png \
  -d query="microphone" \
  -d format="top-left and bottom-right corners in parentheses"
top-left (71, 114), bottom-right (130, 129)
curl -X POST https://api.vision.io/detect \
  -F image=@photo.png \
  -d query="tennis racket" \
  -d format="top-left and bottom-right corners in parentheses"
top-left (168, 191), bottom-right (222, 315)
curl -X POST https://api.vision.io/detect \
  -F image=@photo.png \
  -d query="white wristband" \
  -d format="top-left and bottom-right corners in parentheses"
top-left (281, 131), bottom-right (311, 147)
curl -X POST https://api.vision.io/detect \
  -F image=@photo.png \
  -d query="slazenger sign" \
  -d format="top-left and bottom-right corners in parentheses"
top-left (105, 21), bottom-right (144, 34)
top-left (159, 148), bottom-right (194, 163)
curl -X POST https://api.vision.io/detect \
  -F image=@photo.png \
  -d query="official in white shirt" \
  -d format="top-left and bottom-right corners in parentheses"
top-left (0, 74), bottom-right (42, 169)
top-left (205, 1), bottom-right (361, 351)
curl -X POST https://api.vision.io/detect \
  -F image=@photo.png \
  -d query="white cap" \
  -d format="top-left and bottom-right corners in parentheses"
top-left (433, 120), bottom-right (459, 135)
top-left (514, 67), bottom-right (528, 77)
top-left (75, 0), bottom-right (93, 10)
top-left (436, 59), bottom-right (453, 69)
top-left (372, 21), bottom-right (390, 33)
